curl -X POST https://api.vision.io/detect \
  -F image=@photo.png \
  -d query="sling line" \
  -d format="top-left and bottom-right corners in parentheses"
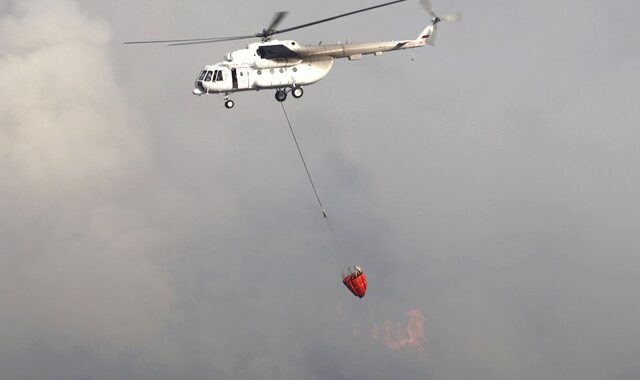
top-left (280, 103), bottom-right (350, 266)
top-left (280, 103), bottom-right (327, 219)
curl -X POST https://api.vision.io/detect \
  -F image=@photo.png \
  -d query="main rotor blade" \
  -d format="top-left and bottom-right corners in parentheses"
top-left (123, 34), bottom-right (257, 45)
top-left (168, 35), bottom-right (258, 46)
top-left (273, 0), bottom-right (408, 35)
top-left (125, 0), bottom-right (408, 46)
top-left (267, 11), bottom-right (289, 34)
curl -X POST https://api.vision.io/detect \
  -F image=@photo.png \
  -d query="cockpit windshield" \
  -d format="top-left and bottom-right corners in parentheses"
top-left (198, 69), bottom-right (224, 83)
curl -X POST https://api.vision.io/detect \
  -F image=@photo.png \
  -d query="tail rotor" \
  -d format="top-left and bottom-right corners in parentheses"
top-left (419, 0), bottom-right (461, 45)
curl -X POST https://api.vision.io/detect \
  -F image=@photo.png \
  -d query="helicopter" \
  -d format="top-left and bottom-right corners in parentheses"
top-left (125, 0), bottom-right (460, 109)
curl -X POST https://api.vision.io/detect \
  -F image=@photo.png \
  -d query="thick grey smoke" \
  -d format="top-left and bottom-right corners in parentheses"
top-left (0, 1), bottom-right (173, 376)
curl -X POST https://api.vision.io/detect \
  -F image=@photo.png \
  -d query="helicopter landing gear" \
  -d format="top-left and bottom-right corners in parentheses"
top-left (224, 96), bottom-right (234, 109)
top-left (291, 86), bottom-right (304, 99)
top-left (275, 89), bottom-right (287, 102)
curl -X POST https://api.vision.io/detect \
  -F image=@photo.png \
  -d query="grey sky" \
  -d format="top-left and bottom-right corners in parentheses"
top-left (1, 0), bottom-right (639, 379)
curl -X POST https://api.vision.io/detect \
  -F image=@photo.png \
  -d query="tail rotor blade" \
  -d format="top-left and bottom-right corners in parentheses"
top-left (419, 1), bottom-right (461, 47)
top-left (443, 12), bottom-right (461, 23)
top-left (419, 0), bottom-right (436, 17)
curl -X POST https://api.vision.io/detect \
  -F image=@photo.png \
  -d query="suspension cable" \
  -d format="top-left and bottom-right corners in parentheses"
top-left (280, 103), bottom-right (327, 218)
top-left (280, 103), bottom-right (350, 267)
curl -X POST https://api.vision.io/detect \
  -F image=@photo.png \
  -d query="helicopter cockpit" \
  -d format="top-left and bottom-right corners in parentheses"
top-left (201, 69), bottom-right (224, 82)
top-left (193, 67), bottom-right (228, 95)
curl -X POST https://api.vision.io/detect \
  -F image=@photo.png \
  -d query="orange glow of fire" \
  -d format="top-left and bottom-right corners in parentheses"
top-left (371, 308), bottom-right (426, 351)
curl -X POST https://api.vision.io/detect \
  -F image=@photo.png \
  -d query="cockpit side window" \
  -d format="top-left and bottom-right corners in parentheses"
top-left (204, 71), bottom-right (213, 82)
top-left (198, 71), bottom-right (207, 81)
top-left (214, 70), bottom-right (223, 82)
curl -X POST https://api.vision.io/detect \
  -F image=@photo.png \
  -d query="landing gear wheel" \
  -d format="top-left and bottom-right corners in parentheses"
top-left (224, 99), bottom-right (234, 109)
top-left (292, 87), bottom-right (304, 99)
top-left (275, 90), bottom-right (287, 102)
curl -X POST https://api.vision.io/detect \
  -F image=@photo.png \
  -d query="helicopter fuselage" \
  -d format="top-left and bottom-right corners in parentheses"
top-left (193, 36), bottom-right (428, 97)
top-left (193, 41), bottom-right (334, 96)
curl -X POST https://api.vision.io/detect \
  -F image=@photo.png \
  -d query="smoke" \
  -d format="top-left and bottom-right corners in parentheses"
top-left (371, 308), bottom-right (426, 352)
top-left (0, 1), bottom-right (171, 373)
top-left (0, 0), bottom-right (146, 188)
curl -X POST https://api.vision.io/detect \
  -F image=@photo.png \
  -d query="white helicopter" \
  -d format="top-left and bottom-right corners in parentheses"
top-left (125, 0), bottom-right (460, 109)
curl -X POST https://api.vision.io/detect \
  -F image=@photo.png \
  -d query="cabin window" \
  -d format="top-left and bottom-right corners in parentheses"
top-left (198, 71), bottom-right (207, 80)
top-left (204, 71), bottom-right (213, 82)
top-left (292, 67), bottom-right (297, 72)
top-left (257, 70), bottom-right (262, 75)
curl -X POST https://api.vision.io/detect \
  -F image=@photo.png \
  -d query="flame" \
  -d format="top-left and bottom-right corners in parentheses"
top-left (371, 308), bottom-right (426, 351)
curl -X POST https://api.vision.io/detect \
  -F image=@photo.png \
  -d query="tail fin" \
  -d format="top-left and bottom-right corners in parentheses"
top-left (416, 24), bottom-right (434, 44)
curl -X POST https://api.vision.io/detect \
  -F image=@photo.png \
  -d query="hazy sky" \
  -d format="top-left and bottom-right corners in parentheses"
top-left (1, 0), bottom-right (639, 379)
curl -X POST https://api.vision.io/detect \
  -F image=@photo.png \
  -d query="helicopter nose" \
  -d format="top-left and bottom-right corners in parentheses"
top-left (193, 80), bottom-right (205, 96)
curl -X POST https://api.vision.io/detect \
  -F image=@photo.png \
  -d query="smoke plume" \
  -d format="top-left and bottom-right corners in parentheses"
top-left (0, 2), bottom-right (171, 375)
